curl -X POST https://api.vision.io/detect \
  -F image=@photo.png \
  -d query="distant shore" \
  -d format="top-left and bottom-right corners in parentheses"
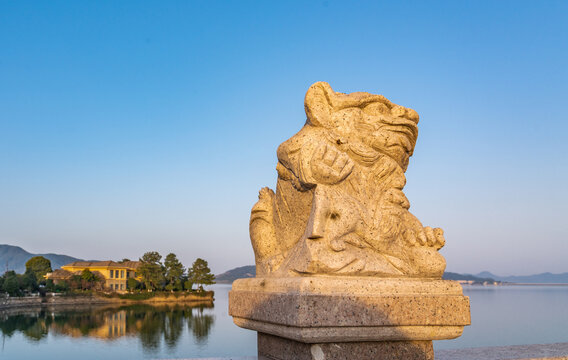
top-left (0, 291), bottom-right (214, 310)
top-left (461, 282), bottom-right (568, 286)
top-left (500, 282), bottom-right (568, 286)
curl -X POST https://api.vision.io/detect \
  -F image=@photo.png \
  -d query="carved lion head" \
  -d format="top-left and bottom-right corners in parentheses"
top-left (304, 82), bottom-right (419, 171)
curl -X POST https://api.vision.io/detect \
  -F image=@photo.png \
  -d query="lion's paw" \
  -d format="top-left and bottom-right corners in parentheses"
top-left (403, 226), bottom-right (445, 250)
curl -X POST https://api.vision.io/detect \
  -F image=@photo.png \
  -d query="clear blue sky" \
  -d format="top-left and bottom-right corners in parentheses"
top-left (1, 1), bottom-right (566, 275)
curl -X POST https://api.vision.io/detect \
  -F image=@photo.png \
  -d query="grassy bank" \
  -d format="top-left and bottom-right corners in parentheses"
top-left (0, 290), bottom-right (214, 309)
top-left (100, 290), bottom-right (214, 303)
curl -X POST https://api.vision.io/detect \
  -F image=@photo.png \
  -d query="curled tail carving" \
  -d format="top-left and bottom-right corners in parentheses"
top-left (250, 187), bottom-right (279, 275)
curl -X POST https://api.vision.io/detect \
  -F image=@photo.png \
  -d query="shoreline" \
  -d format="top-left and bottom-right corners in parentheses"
top-left (500, 283), bottom-right (568, 286)
top-left (0, 292), bottom-right (214, 310)
top-left (461, 283), bottom-right (568, 286)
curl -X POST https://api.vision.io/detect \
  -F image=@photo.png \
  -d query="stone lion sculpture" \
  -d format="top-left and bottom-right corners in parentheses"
top-left (250, 82), bottom-right (446, 278)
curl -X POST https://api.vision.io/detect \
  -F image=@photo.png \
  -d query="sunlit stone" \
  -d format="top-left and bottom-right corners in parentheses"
top-left (230, 82), bottom-right (471, 360)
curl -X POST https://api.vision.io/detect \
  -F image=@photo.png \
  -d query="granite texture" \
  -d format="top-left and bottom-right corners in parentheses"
top-left (229, 277), bottom-right (470, 342)
top-left (229, 83), bottom-right (471, 358)
top-left (233, 318), bottom-right (464, 343)
top-left (231, 276), bottom-right (466, 295)
top-left (258, 333), bottom-right (434, 360)
top-left (250, 82), bottom-right (447, 278)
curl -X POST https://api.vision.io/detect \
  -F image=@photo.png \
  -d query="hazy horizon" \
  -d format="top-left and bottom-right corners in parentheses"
top-left (1, 1), bottom-right (567, 276)
top-left (2, 242), bottom-right (565, 278)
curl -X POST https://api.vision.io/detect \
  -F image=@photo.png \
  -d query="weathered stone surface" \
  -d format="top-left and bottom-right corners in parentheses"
top-left (229, 277), bottom-right (470, 342)
top-left (231, 276), bottom-right (466, 295)
top-left (258, 334), bottom-right (434, 360)
top-left (230, 83), bottom-right (470, 358)
top-left (250, 82), bottom-right (446, 278)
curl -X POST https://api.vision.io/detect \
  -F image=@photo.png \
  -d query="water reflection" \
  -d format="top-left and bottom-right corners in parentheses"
top-left (0, 302), bottom-right (215, 352)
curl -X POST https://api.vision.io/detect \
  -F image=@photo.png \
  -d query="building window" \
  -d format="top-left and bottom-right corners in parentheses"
top-left (110, 270), bottom-right (113, 278)
top-left (120, 284), bottom-right (123, 290)
top-left (121, 270), bottom-right (124, 278)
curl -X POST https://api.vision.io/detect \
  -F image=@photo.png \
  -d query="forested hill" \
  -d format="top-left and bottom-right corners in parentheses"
top-left (476, 271), bottom-right (568, 284)
top-left (0, 244), bottom-right (84, 274)
top-left (215, 265), bottom-right (495, 284)
top-left (443, 272), bottom-right (499, 284)
top-left (216, 265), bottom-right (256, 283)
top-left (217, 266), bottom-right (503, 284)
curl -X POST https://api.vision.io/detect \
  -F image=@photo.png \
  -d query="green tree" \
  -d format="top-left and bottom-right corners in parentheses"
top-left (21, 272), bottom-right (38, 292)
top-left (164, 253), bottom-right (184, 291)
top-left (138, 252), bottom-right (164, 291)
top-left (188, 258), bottom-right (215, 291)
top-left (45, 279), bottom-right (55, 292)
top-left (0, 271), bottom-right (39, 295)
top-left (127, 277), bottom-right (140, 291)
top-left (3, 271), bottom-right (20, 296)
top-left (183, 278), bottom-right (194, 291)
top-left (79, 269), bottom-right (102, 290)
top-left (55, 280), bottom-right (69, 293)
top-left (80, 269), bottom-right (97, 282)
top-left (25, 256), bottom-right (52, 283)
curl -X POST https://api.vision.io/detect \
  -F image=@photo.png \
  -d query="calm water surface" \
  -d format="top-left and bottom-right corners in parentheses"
top-left (1, 285), bottom-right (566, 359)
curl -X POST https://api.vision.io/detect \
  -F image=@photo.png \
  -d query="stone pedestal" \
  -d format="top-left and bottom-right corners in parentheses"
top-left (231, 82), bottom-right (472, 359)
top-left (229, 277), bottom-right (470, 360)
top-left (258, 334), bottom-right (434, 360)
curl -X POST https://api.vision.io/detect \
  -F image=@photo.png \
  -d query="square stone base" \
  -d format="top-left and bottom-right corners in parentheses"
top-left (230, 277), bottom-right (470, 343)
top-left (258, 333), bottom-right (434, 360)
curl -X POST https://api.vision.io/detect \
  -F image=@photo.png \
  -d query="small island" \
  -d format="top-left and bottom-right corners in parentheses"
top-left (0, 251), bottom-right (215, 309)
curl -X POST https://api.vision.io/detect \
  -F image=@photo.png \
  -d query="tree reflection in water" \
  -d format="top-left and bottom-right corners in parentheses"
top-left (0, 301), bottom-right (214, 353)
top-left (188, 306), bottom-right (214, 342)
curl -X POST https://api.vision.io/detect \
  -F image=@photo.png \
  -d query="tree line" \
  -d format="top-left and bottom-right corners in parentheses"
top-left (0, 252), bottom-right (216, 296)
top-left (132, 251), bottom-right (215, 292)
top-left (0, 256), bottom-right (53, 296)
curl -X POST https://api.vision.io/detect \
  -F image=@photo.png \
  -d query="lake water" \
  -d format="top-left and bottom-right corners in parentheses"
top-left (1, 285), bottom-right (567, 359)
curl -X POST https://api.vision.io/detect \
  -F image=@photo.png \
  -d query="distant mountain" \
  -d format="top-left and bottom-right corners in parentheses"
top-left (216, 265), bottom-right (256, 283)
top-left (216, 265), bottom-right (503, 284)
top-left (476, 271), bottom-right (568, 284)
top-left (0, 244), bottom-right (85, 274)
top-left (443, 272), bottom-right (499, 284)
